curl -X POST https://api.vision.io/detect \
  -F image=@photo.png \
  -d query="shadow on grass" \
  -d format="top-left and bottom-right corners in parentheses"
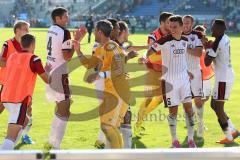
top-left (14, 142), bottom-right (29, 150)
top-left (132, 136), bottom-right (147, 148)
top-left (181, 131), bottom-right (205, 148)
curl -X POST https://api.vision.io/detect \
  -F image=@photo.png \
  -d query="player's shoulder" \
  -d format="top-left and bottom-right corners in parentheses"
top-left (156, 34), bottom-right (173, 45)
top-left (104, 40), bottom-right (119, 51)
top-left (191, 30), bottom-right (203, 39)
top-left (181, 36), bottom-right (188, 42)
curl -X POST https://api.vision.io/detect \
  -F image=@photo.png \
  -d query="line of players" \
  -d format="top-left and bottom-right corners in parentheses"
top-left (0, 7), bottom-right (238, 150)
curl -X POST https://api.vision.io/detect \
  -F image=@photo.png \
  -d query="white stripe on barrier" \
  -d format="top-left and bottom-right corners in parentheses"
top-left (0, 148), bottom-right (240, 160)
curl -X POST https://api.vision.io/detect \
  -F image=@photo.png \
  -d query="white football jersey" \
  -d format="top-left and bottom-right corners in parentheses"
top-left (46, 25), bottom-right (72, 74)
top-left (183, 30), bottom-right (203, 71)
top-left (206, 34), bottom-right (234, 82)
top-left (151, 35), bottom-right (189, 82)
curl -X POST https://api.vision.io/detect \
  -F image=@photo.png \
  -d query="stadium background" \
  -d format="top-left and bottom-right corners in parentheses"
top-left (0, 0), bottom-right (240, 150)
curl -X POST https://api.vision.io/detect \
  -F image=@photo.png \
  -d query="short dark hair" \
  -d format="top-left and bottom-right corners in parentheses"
top-left (96, 20), bottom-right (113, 37)
top-left (107, 18), bottom-right (118, 29)
top-left (169, 15), bottom-right (183, 26)
top-left (159, 12), bottom-right (173, 23)
top-left (194, 25), bottom-right (206, 33)
top-left (21, 34), bottom-right (35, 48)
top-left (213, 19), bottom-right (227, 30)
top-left (51, 7), bottom-right (67, 22)
top-left (118, 21), bottom-right (128, 33)
top-left (13, 20), bottom-right (30, 34)
top-left (183, 15), bottom-right (194, 22)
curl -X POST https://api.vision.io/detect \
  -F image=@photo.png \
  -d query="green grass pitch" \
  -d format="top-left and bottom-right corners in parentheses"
top-left (0, 28), bottom-right (239, 149)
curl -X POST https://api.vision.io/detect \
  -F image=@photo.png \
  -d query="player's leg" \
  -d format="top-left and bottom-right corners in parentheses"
top-left (135, 70), bottom-right (162, 135)
top-left (182, 80), bottom-right (196, 148)
top-left (99, 92), bottom-right (123, 149)
top-left (21, 102), bottom-right (34, 144)
top-left (167, 106), bottom-right (180, 148)
top-left (211, 82), bottom-right (237, 144)
top-left (48, 100), bottom-right (70, 149)
top-left (120, 106), bottom-right (132, 148)
top-left (190, 70), bottom-right (204, 137)
top-left (183, 101), bottom-right (196, 148)
top-left (0, 85), bottom-right (4, 114)
top-left (0, 102), bottom-right (4, 114)
top-left (94, 78), bottom-right (107, 149)
top-left (1, 100), bottom-right (29, 150)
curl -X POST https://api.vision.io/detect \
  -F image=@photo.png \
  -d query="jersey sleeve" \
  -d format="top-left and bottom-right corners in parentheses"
top-left (30, 55), bottom-right (45, 75)
top-left (195, 32), bottom-right (203, 48)
top-left (62, 29), bottom-right (72, 50)
top-left (0, 41), bottom-right (8, 60)
top-left (151, 42), bottom-right (163, 52)
top-left (147, 33), bottom-right (156, 45)
top-left (207, 38), bottom-right (221, 58)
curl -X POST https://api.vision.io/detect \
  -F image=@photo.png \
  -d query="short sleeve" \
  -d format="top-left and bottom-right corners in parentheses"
top-left (62, 29), bottom-right (72, 50)
top-left (151, 42), bottom-right (162, 52)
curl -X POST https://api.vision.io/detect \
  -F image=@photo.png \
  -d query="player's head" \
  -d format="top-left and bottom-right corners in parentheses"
top-left (169, 15), bottom-right (183, 37)
top-left (118, 21), bottom-right (129, 42)
top-left (107, 18), bottom-right (120, 40)
top-left (13, 20), bottom-right (30, 38)
top-left (159, 12), bottom-right (173, 33)
top-left (95, 20), bottom-right (113, 42)
top-left (21, 33), bottom-right (36, 52)
top-left (51, 7), bottom-right (69, 27)
top-left (194, 25), bottom-right (206, 36)
top-left (183, 15), bottom-right (194, 33)
top-left (211, 19), bottom-right (226, 37)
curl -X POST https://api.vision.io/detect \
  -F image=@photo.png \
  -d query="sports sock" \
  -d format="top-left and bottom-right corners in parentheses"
top-left (48, 115), bottom-right (68, 149)
top-left (167, 115), bottom-right (178, 142)
top-left (1, 138), bottom-right (15, 150)
top-left (120, 124), bottom-right (132, 148)
top-left (185, 113), bottom-right (195, 141)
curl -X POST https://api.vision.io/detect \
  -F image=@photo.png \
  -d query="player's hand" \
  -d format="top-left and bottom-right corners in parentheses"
top-left (73, 26), bottom-right (87, 42)
top-left (204, 40), bottom-right (214, 49)
top-left (86, 73), bottom-right (99, 83)
top-left (138, 57), bottom-right (147, 64)
top-left (127, 51), bottom-right (138, 60)
top-left (187, 71), bottom-right (194, 80)
top-left (44, 63), bottom-right (52, 73)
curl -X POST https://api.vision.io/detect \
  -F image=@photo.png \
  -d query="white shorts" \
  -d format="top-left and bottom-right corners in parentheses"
top-left (162, 80), bottom-right (192, 107)
top-left (212, 81), bottom-right (233, 101)
top-left (202, 79), bottom-right (212, 99)
top-left (190, 69), bottom-right (203, 98)
top-left (3, 102), bottom-right (29, 126)
top-left (46, 73), bottom-right (71, 102)
top-left (94, 78), bottom-right (104, 104)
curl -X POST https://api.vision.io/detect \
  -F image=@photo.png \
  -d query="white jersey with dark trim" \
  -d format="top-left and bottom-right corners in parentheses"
top-left (183, 30), bottom-right (203, 71)
top-left (46, 24), bottom-right (72, 74)
top-left (206, 34), bottom-right (234, 83)
top-left (151, 34), bottom-right (189, 82)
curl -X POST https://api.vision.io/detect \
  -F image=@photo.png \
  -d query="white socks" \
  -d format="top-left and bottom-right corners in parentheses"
top-left (227, 119), bottom-right (236, 132)
top-left (1, 139), bottom-right (15, 150)
top-left (224, 127), bottom-right (233, 141)
top-left (48, 115), bottom-right (68, 149)
top-left (185, 114), bottom-right (195, 141)
top-left (120, 124), bottom-right (132, 149)
top-left (196, 106), bottom-right (204, 125)
top-left (167, 115), bottom-right (178, 142)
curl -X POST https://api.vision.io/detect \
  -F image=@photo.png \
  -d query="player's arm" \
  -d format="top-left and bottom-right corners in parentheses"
top-left (62, 27), bottom-right (87, 61)
top-left (204, 40), bottom-right (217, 67)
top-left (0, 58), bottom-right (6, 67)
top-left (146, 40), bottom-right (162, 58)
top-left (127, 45), bottom-right (148, 52)
top-left (30, 56), bottom-right (51, 84)
top-left (74, 42), bottom-right (101, 69)
top-left (0, 42), bottom-right (8, 67)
